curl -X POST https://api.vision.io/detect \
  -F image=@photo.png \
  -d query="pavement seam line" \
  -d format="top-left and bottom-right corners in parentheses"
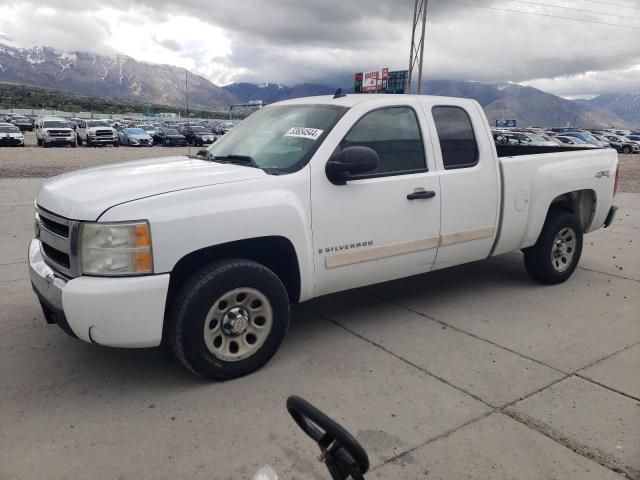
top-left (574, 373), bottom-right (640, 402)
top-left (301, 304), bottom-right (496, 409)
top-left (571, 340), bottom-right (640, 374)
top-left (363, 289), bottom-right (568, 376)
top-left (576, 266), bottom-right (639, 283)
top-left (503, 406), bottom-right (635, 479)
top-left (497, 374), bottom-right (571, 411)
top-left (368, 410), bottom-right (495, 473)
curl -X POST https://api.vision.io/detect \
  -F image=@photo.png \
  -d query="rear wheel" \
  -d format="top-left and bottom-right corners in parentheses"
top-left (169, 259), bottom-right (290, 379)
top-left (524, 210), bottom-right (583, 284)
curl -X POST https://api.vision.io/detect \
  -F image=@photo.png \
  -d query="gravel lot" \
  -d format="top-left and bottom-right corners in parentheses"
top-left (0, 132), bottom-right (193, 178)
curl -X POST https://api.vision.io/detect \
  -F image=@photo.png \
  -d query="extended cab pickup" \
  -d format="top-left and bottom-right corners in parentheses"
top-left (29, 94), bottom-right (619, 379)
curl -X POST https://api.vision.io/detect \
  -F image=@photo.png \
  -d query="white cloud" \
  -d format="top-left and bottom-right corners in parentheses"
top-left (0, 0), bottom-right (638, 96)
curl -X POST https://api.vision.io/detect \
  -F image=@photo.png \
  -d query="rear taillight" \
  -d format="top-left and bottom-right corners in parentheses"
top-left (614, 163), bottom-right (620, 196)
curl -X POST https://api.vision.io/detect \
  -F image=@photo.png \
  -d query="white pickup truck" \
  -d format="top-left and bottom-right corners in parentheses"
top-left (29, 94), bottom-right (619, 379)
top-left (75, 119), bottom-right (119, 147)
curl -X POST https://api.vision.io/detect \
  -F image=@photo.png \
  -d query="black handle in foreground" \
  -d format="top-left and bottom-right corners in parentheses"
top-left (287, 395), bottom-right (369, 480)
top-left (407, 190), bottom-right (436, 200)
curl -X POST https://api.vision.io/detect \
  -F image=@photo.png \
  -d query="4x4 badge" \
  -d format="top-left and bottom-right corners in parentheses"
top-left (595, 170), bottom-right (611, 178)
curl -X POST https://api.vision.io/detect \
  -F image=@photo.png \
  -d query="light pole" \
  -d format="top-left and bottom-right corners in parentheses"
top-left (408, 0), bottom-right (428, 94)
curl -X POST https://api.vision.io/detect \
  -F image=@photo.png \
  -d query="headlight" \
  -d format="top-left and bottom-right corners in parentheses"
top-left (81, 222), bottom-right (153, 276)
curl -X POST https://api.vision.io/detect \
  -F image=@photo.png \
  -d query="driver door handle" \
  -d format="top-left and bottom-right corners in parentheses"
top-left (407, 190), bottom-right (436, 200)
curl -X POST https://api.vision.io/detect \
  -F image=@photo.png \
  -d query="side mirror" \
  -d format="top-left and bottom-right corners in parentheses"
top-left (326, 146), bottom-right (379, 185)
top-left (196, 149), bottom-right (208, 158)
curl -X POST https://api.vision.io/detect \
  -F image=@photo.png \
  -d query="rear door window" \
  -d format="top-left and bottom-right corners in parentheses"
top-left (432, 106), bottom-right (479, 170)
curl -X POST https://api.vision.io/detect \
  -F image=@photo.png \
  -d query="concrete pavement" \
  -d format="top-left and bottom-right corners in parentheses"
top-left (1, 179), bottom-right (638, 479)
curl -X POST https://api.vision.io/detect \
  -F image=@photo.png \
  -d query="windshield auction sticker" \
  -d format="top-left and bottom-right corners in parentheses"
top-left (284, 127), bottom-right (324, 140)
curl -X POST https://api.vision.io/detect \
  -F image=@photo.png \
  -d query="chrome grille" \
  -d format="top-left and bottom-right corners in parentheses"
top-left (47, 130), bottom-right (72, 137)
top-left (94, 129), bottom-right (114, 137)
top-left (36, 207), bottom-right (80, 278)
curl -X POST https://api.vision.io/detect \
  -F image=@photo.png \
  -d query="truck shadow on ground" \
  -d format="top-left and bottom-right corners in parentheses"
top-left (41, 253), bottom-right (531, 388)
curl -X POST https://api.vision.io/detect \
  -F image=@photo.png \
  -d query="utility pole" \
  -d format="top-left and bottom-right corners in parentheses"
top-left (408, 0), bottom-right (428, 94)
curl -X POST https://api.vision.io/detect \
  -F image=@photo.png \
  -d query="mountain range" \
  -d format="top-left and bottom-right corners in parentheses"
top-left (0, 42), bottom-right (638, 128)
top-left (0, 44), bottom-right (236, 110)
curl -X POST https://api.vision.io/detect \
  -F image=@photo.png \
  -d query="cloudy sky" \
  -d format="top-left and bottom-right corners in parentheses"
top-left (0, 0), bottom-right (639, 97)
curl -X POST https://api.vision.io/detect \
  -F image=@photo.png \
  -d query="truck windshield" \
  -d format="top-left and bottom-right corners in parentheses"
top-left (43, 121), bottom-right (68, 128)
top-left (207, 105), bottom-right (348, 172)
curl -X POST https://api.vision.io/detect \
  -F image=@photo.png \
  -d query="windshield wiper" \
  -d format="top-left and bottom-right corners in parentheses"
top-left (211, 154), bottom-right (259, 168)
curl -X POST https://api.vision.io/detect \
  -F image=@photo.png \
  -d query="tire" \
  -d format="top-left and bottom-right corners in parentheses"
top-left (77, 136), bottom-right (83, 146)
top-left (169, 259), bottom-right (290, 379)
top-left (524, 210), bottom-right (583, 285)
top-left (37, 137), bottom-right (42, 146)
top-left (70, 141), bottom-right (77, 148)
top-left (622, 146), bottom-right (631, 154)
top-left (43, 141), bottom-right (50, 148)
top-left (113, 141), bottom-right (120, 147)
top-left (86, 137), bottom-right (92, 147)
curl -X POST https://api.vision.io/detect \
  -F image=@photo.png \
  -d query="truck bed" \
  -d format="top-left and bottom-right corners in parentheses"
top-left (496, 144), bottom-right (596, 157)
top-left (492, 147), bottom-right (618, 256)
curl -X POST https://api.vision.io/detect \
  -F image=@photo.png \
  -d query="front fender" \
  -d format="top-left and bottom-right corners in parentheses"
top-left (99, 170), bottom-right (314, 301)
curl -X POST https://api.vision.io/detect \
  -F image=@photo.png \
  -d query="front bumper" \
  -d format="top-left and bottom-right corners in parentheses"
top-left (0, 138), bottom-right (24, 146)
top-left (88, 136), bottom-right (117, 144)
top-left (45, 137), bottom-right (75, 144)
top-left (29, 239), bottom-right (170, 348)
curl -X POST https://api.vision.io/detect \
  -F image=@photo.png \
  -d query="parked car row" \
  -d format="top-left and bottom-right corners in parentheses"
top-left (0, 113), bottom-right (241, 147)
top-left (492, 126), bottom-right (640, 153)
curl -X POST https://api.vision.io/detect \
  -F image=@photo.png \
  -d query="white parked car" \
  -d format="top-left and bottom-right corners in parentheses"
top-left (34, 116), bottom-right (76, 148)
top-left (29, 94), bottom-right (619, 379)
top-left (76, 119), bottom-right (119, 147)
top-left (0, 123), bottom-right (25, 147)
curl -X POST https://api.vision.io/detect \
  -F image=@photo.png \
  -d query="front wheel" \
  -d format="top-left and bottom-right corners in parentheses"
top-left (169, 259), bottom-right (290, 379)
top-left (622, 146), bottom-right (631, 154)
top-left (524, 210), bottom-right (583, 284)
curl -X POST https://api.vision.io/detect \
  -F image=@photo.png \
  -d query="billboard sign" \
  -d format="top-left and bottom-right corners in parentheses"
top-left (496, 119), bottom-right (517, 128)
top-left (361, 68), bottom-right (389, 92)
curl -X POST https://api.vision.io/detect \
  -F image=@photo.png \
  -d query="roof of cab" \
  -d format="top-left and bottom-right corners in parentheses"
top-left (271, 93), bottom-right (479, 108)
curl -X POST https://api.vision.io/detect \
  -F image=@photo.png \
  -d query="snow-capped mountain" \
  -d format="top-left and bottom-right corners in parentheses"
top-left (223, 82), bottom-right (336, 104)
top-left (0, 43), bottom-right (236, 109)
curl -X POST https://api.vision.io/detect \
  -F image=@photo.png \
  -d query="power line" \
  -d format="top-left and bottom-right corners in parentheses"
top-left (433, 0), bottom-right (640, 31)
top-left (580, 0), bottom-right (640, 11)
top-left (507, 0), bottom-right (640, 22)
